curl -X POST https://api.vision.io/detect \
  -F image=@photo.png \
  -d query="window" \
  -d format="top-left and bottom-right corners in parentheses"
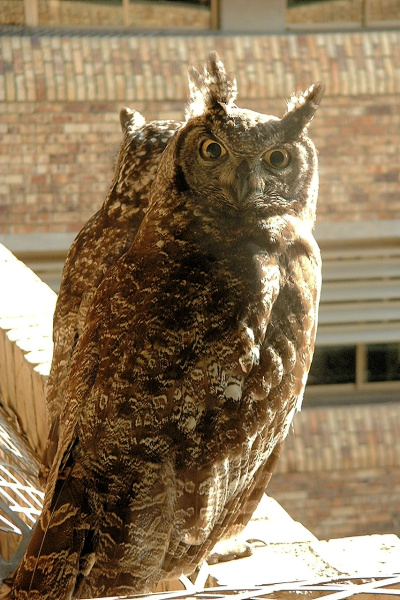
top-left (304, 237), bottom-right (400, 405)
top-left (2, 0), bottom-right (214, 29)
top-left (306, 342), bottom-right (400, 405)
top-left (308, 345), bottom-right (356, 386)
top-left (308, 343), bottom-right (400, 387)
top-left (366, 343), bottom-right (400, 383)
top-left (286, 0), bottom-right (400, 30)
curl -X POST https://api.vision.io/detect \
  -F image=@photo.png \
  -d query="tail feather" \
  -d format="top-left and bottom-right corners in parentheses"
top-left (11, 474), bottom-right (93, 600)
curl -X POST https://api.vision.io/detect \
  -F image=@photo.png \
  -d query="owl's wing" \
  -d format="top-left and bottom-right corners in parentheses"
top-left (11, 323), bottom-right (101, 596)
top-left (13, 259), bottom-right (181, 596)
top-left (10, 467), bottom-right (94, 597)
top-left (46, 113), bottom-right (180, 424)
top-left (41, 113), bottom-right (181, 481)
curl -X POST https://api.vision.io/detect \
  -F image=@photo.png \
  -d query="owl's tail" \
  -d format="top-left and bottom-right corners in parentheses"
top-left (10, 470), bottom-right (93, 600)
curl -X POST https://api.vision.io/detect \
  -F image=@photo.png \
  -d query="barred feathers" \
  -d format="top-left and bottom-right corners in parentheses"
top-left (12, 53), bottom-right (323, 599)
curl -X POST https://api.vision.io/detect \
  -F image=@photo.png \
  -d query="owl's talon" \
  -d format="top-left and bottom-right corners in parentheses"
top-left (207, 539), bottom-right (254, 565)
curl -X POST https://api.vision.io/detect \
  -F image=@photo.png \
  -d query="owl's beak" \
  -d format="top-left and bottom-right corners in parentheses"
top-left (235, 160), bottom-right (252, 205)
top-left (236, 177), bottom-right (250, 205)
top-left (235, 160), bottom-right (259, 206)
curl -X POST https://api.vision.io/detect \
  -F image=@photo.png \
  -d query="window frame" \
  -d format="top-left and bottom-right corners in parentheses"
top-left (305, 342), bottom-right (400, 406)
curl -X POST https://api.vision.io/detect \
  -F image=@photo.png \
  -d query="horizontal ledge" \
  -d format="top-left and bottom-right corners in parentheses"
top-left (0, 233), bottom-right (76, 255)
top-left (315, 220), bottom-right (400, 243)
top-left (2, 220), bottom-right (400, 254)
top-left (316, 321), bottom-right (400, 345)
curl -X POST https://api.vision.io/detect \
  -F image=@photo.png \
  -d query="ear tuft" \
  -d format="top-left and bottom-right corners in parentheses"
top-left (283, 82), bottom-right (325, 132)
top-left (286, 82), bottom-right (325, 113)
top-left (186, 52), bottom-right (238, 119)
top-left (119, 107), bottom-right (146, 134)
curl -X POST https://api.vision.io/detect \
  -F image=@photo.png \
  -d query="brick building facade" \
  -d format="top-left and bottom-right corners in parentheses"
top-left (1, 30), bottom-right (400, 233)
top-left (0, 25), bottom-right (400, 541)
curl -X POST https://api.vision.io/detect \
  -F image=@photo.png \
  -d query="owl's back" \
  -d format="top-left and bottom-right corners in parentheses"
top-left (42, 113), bottom-right (181, 476)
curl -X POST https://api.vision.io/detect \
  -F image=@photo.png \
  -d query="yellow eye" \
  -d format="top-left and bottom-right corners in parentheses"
top-left (199, 139), bottom-right (226, 161)
top-left (263, 148), bottom-right (291, 169)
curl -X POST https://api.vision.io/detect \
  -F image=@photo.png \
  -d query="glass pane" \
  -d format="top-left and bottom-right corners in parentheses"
top-left (307, 345), bottom-right (356, 386)
top-left (40, 0), bottom-right (124, 28)
top-left (366, 343), bottom-right (400, 383)
top-left (0, 0), bottom-right (25, 26)
top-left (286, 0), bottom-right (400, 28)
top-left (32, 0), bottom-right (211, 29)
top-left (127, 0), bottom-right (211, 29)
top-left (286, 0), bottom-right (362, 27)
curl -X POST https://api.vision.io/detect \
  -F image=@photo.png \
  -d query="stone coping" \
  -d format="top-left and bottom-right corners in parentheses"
top-left (2, 219), bottom-right (400, 255)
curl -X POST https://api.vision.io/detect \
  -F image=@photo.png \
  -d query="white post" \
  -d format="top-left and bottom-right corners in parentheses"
top-left (210, 0), bottom-right (220, 30)
top-left (24, 0), bottom-right (39, 26)
top-left (123, 0), bottom-right (130, 27)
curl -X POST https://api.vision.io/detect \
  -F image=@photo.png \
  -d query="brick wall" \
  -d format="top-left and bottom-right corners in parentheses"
top-left (269, 466), bottom-right (400, 540)
top-left (1, 30), bottom-right (400, 233)
top-left (270, 402), bottom-right (400, 540)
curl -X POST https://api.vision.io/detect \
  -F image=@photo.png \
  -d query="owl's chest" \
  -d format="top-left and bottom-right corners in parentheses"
top-left (85, 248), bottom-right (285, 462)
top-left (151, 243), bottom-right (280, 333)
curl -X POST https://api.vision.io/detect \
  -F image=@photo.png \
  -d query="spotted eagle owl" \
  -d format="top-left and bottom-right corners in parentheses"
top-left (11, 53), bottom-right (324, 599)
top-left (41, 110), bottom-right (181, 480)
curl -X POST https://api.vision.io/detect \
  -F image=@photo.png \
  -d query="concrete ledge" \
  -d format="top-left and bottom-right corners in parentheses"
top-left (208, 495), bottom-right (400, 586)
top-left (0, 233), bottom-right (76, 254)
top-left (3, 218), bottom-right (400, 257)
top-left (315, 219), bottom-right (400, 243)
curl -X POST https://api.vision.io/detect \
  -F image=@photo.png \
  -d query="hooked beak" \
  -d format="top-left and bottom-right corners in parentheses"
top-left (236, 176), bottom-right (251, 204)
top-left (235, 160), bottom-right (262, 205)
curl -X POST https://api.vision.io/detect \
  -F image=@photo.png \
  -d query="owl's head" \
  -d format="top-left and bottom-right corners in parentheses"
top-left (151, 53), bottom-right (324, 240)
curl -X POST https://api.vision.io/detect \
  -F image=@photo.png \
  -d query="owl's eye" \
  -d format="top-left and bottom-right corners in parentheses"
top-left (200, 139), bottom-right (226, 161)
top-left (263, 148), bottom-right (291, 169)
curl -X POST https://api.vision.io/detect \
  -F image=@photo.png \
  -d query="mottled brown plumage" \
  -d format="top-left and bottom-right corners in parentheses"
top-left (12, 53), bottom-right (324, 599)
top-left (41, 110), bottom-right (181, 480)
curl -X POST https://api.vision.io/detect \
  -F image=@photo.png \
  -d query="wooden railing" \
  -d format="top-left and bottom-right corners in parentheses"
top-left (0, 243), bottom-right (55, 576)
top-left (0, 243), bottom-right (55, 457)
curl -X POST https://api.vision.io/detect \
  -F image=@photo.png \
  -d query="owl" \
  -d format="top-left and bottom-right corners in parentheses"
top-left (41, 110), bottom-right (181, 481)
top-left (11, 53), bottom-right (323, 599)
